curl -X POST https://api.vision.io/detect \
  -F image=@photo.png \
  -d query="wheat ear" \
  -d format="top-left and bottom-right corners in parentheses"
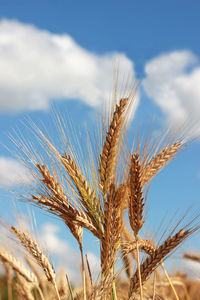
top-left (128, 152), bottom-right (145, 300)
top-left (32, 194), bottom-right (101, 239)
top-left (122, 239), bottom-right (155, 256)
top-left (36, 163), bottom-right (68, 203)
top-left (183, 253), bottom-right (200, 263)
top-left (36, 163), bottom-right (84, 244)
top-left (99, 97), bottom-right (129, 193)
top-left (0, 245), bottom-right (37, 283)
top-left (10, 226), bottom-right (61, 300)
top-left (129, 229), bottom-right (193, 298)
top-left (141, 141), bottom-right (183, 186)
top-left (129, 152), bottom-right (144, 235)
top-left (62, 154), bottom-right (103, 235)
top-left (101, 184), bottom-right (123, 278)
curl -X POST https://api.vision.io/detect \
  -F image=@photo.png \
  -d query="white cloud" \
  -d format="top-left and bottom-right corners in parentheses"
top-left (183, 259), bottom-right (200, 279)
top-left (40, 223), bottom-right (71, 256)
top-left (0, 19), bottom-right (137, 113)
top-left (143, 50), bottom-right (200, 137)
top-left (0, 157), bottom-right (31, 187)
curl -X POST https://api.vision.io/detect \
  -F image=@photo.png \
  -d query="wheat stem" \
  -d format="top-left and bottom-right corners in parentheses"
top-left (161, 261), bottom-right (179, 300)
top-left (136, 237), bottom-right (143, 300)
top-left (79, 242), bottom-right (86, 300)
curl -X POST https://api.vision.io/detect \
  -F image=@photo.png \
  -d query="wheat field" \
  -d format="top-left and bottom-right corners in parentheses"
top-left (0, 82), bottom-right (199, 300)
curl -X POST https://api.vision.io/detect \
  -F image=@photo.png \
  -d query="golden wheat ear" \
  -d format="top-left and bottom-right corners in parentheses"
top-left (61, 154), bottom-right (103, 234)
top-left (128, 152), bottom-right (145, 236)
top-left (0, 245), bottom-right (37, 283)
top-left (129, 227), bottom-right (199, 298)
top-left (99, 97), bottom-right (131, 194)
top-left (101, 183), bottom-right (124, 277)
top-left (10, 226), bottom-right (61, 300)
top-left (141, 140), bottom-right (184, 186)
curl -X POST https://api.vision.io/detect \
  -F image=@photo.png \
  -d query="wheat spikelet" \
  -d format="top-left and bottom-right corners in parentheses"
top-left (0, 245), bottom-right (37, 283)
top-left (129, 152), bottom-right (144, 236)
top-left (11, 226), bottom-right (55, 282)
top-left (62, 154), bottom-right (103, 234)
top-left (141, 141), bottom-right (183, 186)
top-left (99, 97), bottom-right (129, 193)
top-left (129, 229), bottom-right (192, 297)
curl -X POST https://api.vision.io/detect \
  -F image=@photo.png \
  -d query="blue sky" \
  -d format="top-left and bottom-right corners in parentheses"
top-left (0, 0), bottom-right (200, 279)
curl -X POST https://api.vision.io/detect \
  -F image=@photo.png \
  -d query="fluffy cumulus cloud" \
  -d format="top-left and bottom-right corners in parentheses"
top-left (143, 50), bottom-right (200, 137)
top-left (0, 19), bottom-right (137, 113)
top-left (0, 157), bottom-right (31, 187)
top-left (40, 223), bottom-right (100, 282)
